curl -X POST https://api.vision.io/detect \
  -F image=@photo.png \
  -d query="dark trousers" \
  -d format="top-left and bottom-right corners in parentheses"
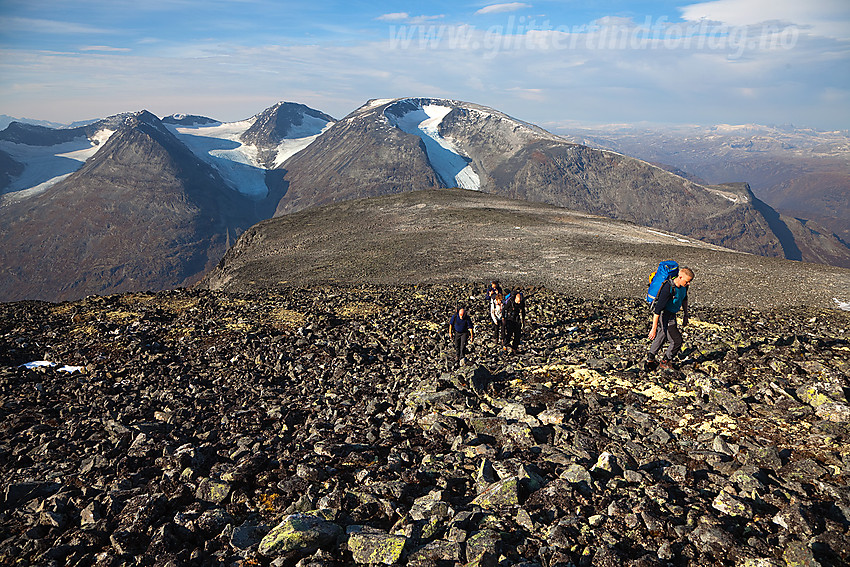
top-left (650, 312), bottom-right (683, 360)
top-left (492, 320), bottom-right (502, 343)
top-left (503, 320), bottom-right (521, 350)
top-left (453, 331), bottom-right (469, 360)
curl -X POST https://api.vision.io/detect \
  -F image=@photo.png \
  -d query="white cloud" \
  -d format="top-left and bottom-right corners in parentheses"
top-left (1, 8), bottom-right (847, 131)
top-left (376, 13), bottom-right (410, 22)
top-left (376, 12), bottom-right (444, 24)
top-left (80, 45), bottom-right (132, 52)
top-left (475, 3), bottom-right (532, 16)
top-left (680, 0), bottom-right (850, 39)
top-left (0, 16), bottom-right (111, 35)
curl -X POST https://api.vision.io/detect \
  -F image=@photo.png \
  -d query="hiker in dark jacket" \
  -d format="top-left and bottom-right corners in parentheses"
top-left (448, 306), bottom-right (475, 364)
top-left (502, 291), bottom-right (526, 352)
top-left (648, 267), bottom-right (694, 369)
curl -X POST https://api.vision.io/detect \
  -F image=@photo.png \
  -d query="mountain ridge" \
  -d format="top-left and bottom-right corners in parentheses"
top-left (204, 188), bottom-right (850, 311)
top-left (2, 97), bottom-right (849, 302)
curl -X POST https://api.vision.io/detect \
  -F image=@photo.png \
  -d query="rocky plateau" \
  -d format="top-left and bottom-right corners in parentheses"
top-left (1, 280), bottom-right (849, 566)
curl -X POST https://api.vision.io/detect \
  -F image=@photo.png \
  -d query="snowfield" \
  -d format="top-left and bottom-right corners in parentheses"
top-left (167, 120), bottom-right (269, 198)
top-left (386, 103), bottom-right (481, 191)
top-left (0, 129), bottom-right (115, 197)
top-left (2, 112), bottom-right (331, 201)
top-left (167, 114), bottom-right (333, 197)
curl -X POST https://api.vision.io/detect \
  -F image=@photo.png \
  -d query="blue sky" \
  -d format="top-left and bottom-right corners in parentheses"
top-left (1, 0), bottom-right (848, 130)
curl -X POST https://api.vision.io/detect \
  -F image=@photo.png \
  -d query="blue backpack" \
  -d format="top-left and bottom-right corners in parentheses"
top-left (646, 261), bottom-right (679, 306)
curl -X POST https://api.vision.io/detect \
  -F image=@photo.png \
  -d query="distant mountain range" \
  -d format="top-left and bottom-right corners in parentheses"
top-left (555, 122), bottom-right (850, 245)
top-left (2, 98), bottom-right (849, 303)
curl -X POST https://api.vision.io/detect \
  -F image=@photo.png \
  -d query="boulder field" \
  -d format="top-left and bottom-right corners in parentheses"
top-left (1, 284), bottom-right (848, 566)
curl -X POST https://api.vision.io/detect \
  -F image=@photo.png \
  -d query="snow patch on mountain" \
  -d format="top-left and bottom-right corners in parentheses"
top-left (386, 103), bottom-right (481, 191)
top-left (167, 120), bottom-right (268, 197)
top-left (0, 129), bottom-right (115, 197)
top-left (168, 115), bottom-right (332, 196)
top-left (273, 116), bottom-right (333, 168)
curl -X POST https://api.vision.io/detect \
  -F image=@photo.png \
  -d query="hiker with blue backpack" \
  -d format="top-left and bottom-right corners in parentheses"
top-left (646, 262), bottom-right (694, 370)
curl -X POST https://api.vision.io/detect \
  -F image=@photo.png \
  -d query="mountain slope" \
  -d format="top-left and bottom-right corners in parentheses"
top-left (557, 122), bottom-right (850, 244)
top-left (275, 97), bottom-right (850, 267)
top-left (0, 111), bottom-right (275, 302)
top-left (204, 189), bottom-right (850, 310)
top-left (0, 102), bottom-right (336, 302)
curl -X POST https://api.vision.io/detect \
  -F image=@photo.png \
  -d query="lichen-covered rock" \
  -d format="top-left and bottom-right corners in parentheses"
top-left (471, 477), bottom-right (520, 509)
top-left (348, 531), bottom-right (407, 565)
top-left (258, 512), bottom-right (342, 556)
top-left (0, 284), bottom-right (847, 567)
top-left (195, 478), bottom-right (231, 505)
top-left (815, 402), bottom-right (850, 422)
top-left (712, 490), bottom-right (754, 518)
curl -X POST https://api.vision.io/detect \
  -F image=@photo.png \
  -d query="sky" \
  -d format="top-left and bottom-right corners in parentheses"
top-left (0, 0), bottom-right (848, 130)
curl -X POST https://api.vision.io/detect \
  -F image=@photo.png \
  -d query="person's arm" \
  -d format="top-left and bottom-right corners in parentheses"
top-left (468, 317), bottom-right (474, 342)
top-left (682, 296), bottom-right (689, 326)
top-left (648, 312), bottom-right (660, 340)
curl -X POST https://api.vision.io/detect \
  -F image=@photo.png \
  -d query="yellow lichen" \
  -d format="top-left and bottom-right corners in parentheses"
top-left (688, 319), bottom-right (725, 332)
top-left (336, 301), bottom-right (383, 319)
top-left (266, 307), bottom-right (307, 329)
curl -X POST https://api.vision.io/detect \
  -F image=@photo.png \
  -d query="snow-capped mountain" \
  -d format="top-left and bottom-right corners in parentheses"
top-left (273, 97), bottom-right (850, 269)
top-left (1, 103), bottom-right (335, 203)
top-left (0, 103), bottom-right (334, 302)
top-left (1, 96), bottom-right (848, 303)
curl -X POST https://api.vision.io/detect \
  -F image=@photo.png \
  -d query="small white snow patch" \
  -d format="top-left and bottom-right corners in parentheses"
top-left (367, 98), bottom-right (394, 108)
top-left (834, 298), bottom-right (850, 312)
top-left (21, 361), bottom-right (85, 373)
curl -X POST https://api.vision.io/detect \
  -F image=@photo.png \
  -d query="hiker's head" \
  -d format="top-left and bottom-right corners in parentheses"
top-left (458, 306), bottom-right (466, 317)
top-left (675, 267), bottom-right (694, 287)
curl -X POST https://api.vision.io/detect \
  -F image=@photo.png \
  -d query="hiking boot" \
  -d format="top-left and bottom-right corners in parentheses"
top-left (659, 359), bottom-right (676, 370)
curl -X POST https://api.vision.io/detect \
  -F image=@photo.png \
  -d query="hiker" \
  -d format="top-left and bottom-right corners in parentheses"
top-left (489, 292), bottom-right (504, 344)
top-left (485, 280), bottom-right (502, 310)
top-left (648, 266), bottom-right (694, 369)
top-left (448, 305), bottom-right (475, 365)
top-left (502, 291), bottom-right (526, 352)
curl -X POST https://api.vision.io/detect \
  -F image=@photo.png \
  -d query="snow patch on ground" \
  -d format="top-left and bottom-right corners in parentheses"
top-left (834, 298), bottom-right (850, 312)
top-left (367, 98), bottom-right (394, 108)
top-left (386, 103), bottom-right (481, 191)
top-left (646, 229), bottom-right (691, 243)
top-left (274, 119), bottom-right (333, 168)
top-left (0, 129), bottom-right (115, 196)
top-left (21, 360), bottom-right (84, 373)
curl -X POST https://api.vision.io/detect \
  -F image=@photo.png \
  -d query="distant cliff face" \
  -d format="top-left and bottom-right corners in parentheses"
top-left (274, 97), bottom-right (850, 265)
